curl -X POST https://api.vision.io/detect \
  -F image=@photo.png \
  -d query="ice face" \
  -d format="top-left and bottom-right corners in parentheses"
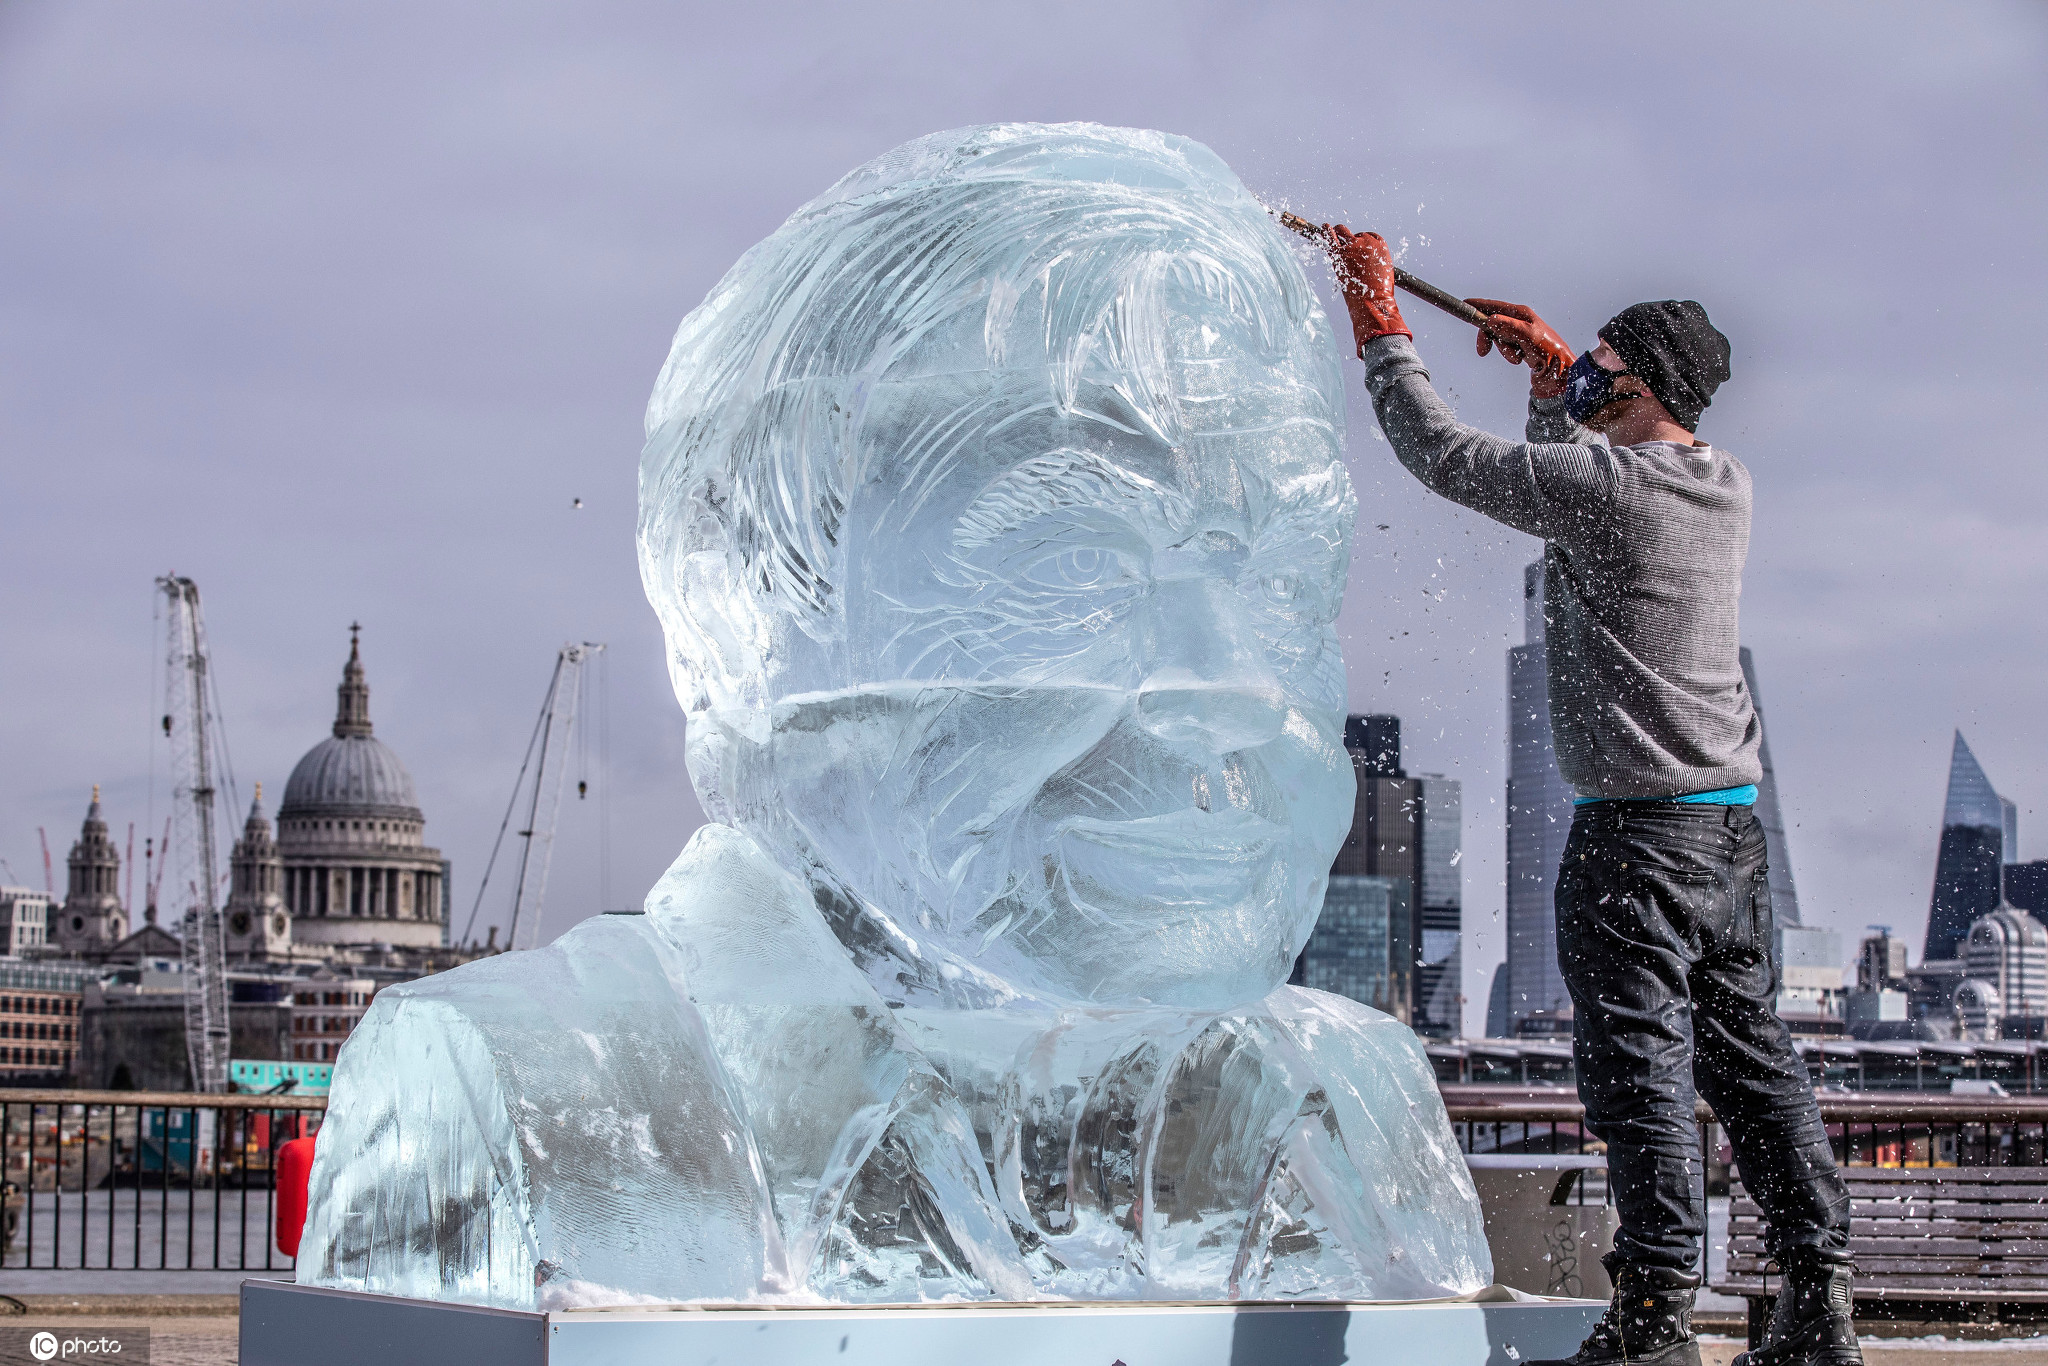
top-left (641, 122), bottom-right (1357, 1009)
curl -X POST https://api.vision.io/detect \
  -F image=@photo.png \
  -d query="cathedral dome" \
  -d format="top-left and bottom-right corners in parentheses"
top-left (278, 629), bottom-right (423, 821)
top-left (281, 736), bottom-right (420, 817)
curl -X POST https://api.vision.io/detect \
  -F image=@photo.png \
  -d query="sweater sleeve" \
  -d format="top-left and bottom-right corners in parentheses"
top-left (1526, 393), bottom-right (1603, 447)
top-left (1360, 335), bottom-right (1615, 543)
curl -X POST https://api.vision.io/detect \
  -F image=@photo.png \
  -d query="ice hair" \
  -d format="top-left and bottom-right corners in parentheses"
top-left (637, 122), bottom-right (1336, 735)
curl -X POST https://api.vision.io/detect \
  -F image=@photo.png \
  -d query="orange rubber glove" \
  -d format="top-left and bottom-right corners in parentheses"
top-left (1326, 224), bottom-right (1411, 348)
top-left (1467, 298), bottom-right (1577, 388)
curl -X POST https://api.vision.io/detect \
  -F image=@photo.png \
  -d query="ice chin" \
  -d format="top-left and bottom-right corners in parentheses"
top-left (978, 846), bottom-right (1307, 1009)
top-left (698, 683), bottom-right (1324, 1012)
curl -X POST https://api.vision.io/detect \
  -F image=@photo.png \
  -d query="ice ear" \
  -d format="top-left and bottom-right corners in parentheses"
top-left (669, 549), bottom-right (771, 724)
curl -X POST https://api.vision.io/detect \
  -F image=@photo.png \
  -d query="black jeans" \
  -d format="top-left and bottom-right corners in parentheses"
top-left (1556, 801), bottom-right (1850, 1275)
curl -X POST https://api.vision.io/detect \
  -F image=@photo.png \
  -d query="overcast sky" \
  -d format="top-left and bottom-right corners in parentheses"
top-left (3, 2), bottom-right (2043, 1033)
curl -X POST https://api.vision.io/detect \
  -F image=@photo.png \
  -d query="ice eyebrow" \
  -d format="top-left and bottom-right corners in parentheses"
top-left (951, 450), bottom-right (1192, 552)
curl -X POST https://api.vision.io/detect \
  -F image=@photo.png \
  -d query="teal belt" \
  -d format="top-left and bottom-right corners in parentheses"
top-left (1574, 784), bottom-right (1758, 807)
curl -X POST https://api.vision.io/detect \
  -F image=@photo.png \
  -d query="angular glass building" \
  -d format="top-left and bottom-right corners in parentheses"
top-left (1504, 563), bottom-right (1575, 1035)
top-left (1741, 647), bottom-right (1803, 927)
top-left (1926, 731), bottom-right (2013, 964)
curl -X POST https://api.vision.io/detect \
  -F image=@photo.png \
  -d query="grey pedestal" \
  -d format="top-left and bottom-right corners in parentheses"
top-left (241, 1280), bottom-right (1604, 1366)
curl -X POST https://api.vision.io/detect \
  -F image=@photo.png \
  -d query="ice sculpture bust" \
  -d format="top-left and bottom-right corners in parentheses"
top-left (300, 123), bottom-right (1490, 1310)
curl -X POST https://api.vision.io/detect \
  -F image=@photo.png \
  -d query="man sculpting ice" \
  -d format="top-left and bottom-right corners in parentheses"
top-left (297, 125), bottom-right (1490, 1311)
top-left (1322, 226), bottom-right (1857, 1366)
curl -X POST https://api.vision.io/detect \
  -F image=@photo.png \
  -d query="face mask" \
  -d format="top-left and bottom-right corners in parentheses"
top-left (1564, 351), bottom-right (1628, 424)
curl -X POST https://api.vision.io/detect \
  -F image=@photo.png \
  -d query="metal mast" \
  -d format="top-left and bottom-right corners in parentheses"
top-left (505, 642), bottom-right (604, 951)
top-left (159, 575), bottom-right (233, 1093)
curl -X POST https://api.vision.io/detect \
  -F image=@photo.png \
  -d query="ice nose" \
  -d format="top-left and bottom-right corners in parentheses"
top-left (1135, 669), bottom-right (1287, 753)
top-left (1133, 578), bottom-right (1287, 753)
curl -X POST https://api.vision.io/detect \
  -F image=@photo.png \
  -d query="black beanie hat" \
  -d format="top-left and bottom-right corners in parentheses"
top-left (1598, 300), bottom-right (1731, 432)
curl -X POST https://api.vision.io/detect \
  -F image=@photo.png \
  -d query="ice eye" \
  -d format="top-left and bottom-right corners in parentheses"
top-left (1262, 572), bottom-right (1303, 605)
top-left (1019, 547), bottom-right (1134, 591)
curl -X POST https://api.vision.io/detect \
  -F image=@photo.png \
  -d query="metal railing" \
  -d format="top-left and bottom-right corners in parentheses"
top-left (1815, 1093), bottom-right (2048, 1167)
top-left (10, 1087), bottom-right (2046, 1275)
top-left (1, 1089), bottom-right (326, 1273)
top-left (1444, 1088), bottom-right (2048, 1169)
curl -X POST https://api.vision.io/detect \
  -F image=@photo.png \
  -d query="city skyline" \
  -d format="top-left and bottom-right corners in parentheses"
top-left (3, 4), bottom-right (2044, 1038)
top-left (13, 585), bottom-right (2029, 1040)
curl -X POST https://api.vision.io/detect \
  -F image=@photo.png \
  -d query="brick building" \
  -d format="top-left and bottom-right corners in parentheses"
top-left (292, 976), bottom-right (376, 1062)
top-left (0, 960), bottom-right (98, 1083)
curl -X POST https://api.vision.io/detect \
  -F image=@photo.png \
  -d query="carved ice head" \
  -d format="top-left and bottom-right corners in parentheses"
top-left (639, 123), bottom-right (1356, 1009)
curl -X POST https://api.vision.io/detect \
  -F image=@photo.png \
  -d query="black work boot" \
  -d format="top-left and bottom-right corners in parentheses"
top-left (1528, 1261), bottom-right (1702, 1366)
top-left (1733, 1249), bottom-right (1863, 1366)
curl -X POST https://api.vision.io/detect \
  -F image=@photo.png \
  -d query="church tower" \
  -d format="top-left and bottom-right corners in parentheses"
top-left (225, 784), bottom-right (292, 961)
top-left (55, 786), bottom-right (126, 953)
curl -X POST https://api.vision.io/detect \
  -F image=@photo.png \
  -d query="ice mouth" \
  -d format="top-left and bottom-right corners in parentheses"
top-left (1053, 807), bottom-right (1284, 904)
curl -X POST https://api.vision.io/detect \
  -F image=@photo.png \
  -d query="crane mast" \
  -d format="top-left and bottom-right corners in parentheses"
top-left (505, 642), bottom-right (604, 951)
top-left (159, 575), bottom-right (233, 1093)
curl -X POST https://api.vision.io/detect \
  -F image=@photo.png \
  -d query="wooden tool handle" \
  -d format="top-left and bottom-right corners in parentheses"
top-left (1275, 211), bottom-right (1493, 330)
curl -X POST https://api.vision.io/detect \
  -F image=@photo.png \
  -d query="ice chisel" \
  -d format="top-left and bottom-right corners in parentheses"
top-left (1275, 211), bottom-right (1493, 330)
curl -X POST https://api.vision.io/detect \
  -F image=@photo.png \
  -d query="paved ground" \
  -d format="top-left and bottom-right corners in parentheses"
top-left (2, 1314), bottom-right (236, 1366)
top-left (5, 1321), bottom-right (2048, 1365)
top-left (1702, 1337), bottom-right (2048, 1363)
top-left (1, 1269), bottom-right (257, 1293)
top-left (4, 1310), bottom-right (2048, 1359)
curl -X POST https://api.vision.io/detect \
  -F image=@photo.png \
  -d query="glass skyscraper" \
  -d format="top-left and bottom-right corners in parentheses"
top-left (1294, 713), bottom-right (1461, 1032)
top-left (1926, 731), bottom-right (2016, 964)
top-left (1504, 562), bottom-right (1575, 1035)
top-left (1299, 874), bottom-right (1409, 1013)
top-left (1415, 774), bottom-right (1464, 1037)
top-left (1741, 647), bottom-right (1803, 927)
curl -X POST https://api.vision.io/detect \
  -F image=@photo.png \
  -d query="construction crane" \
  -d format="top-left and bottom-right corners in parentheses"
top-left (158, 574), bottom-right (236, 1093)
top-left (142, 818), bottom-right (170, 927)
top-left (463, 642), bottom-right (605, 952)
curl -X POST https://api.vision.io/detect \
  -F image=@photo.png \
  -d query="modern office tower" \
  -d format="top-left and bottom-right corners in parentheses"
top-left (1741, 646), bottom-right (1836, 1022)
top-left (1298, 874), bottom-right (1410, 1015)
top-left (1351, 714), bottom-right (1402, 776)
top-left (1296, 713), bottom-right (1446, 1024)
top-left (1485, 963), bottom-right (1510, 1039)
top-left (0, 886), bottom-right (53, 956)
top-left (1741, 648), bottom-right (1803, 926)
top-left (1858, 930), bottom-right (1911, 992)
top-left (2008, 862), bottom-right (2048, 918)
top-left (1504, 563), bottom-right (1574, 1036)
top-left (1847, 928), bottom-right (1911, 1037)
top-left (1775, 924), bottom-right (1846, 1035)
top-left (1962, 904), bottom-right (2048, 1038)
top-left (1414, 774), bottom-right (1464, 1038)
top-left (1926, 731), bottom-right (2012, 964)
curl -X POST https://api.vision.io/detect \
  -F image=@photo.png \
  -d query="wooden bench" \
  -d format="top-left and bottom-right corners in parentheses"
top-left (1717, 1166), bottom-right (2048, 1340)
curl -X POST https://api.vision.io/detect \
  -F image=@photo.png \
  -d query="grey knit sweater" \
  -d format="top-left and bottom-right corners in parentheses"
top-left (1360, 334), bottom-right (1762, 800)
